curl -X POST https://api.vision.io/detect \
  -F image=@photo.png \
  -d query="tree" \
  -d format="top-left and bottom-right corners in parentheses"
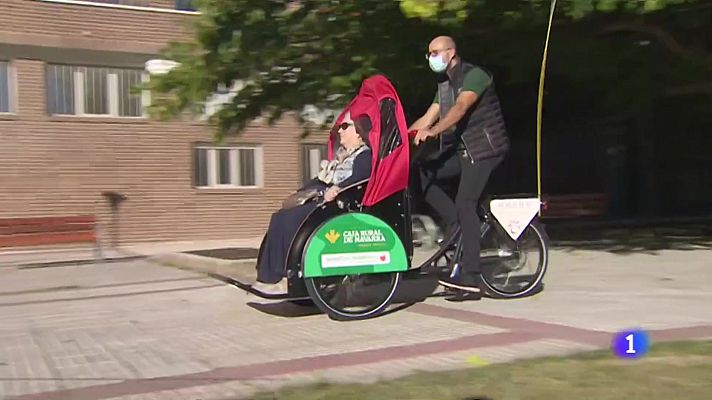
top-left (400, 0), bottom-right (699, 20)
top-left (145, 0), bottom-right (439, 140)
top-left (145, 0), bottom-right (710, 141)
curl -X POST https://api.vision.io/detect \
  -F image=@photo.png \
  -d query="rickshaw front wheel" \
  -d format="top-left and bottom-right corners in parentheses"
top-left (305, 272), bottom-right (401, 321)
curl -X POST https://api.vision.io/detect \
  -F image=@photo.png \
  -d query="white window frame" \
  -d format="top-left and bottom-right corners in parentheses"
top-left (302, 143), bottom-right (328, 184)
top-left (141, 72), bottom-right (150, 117)
top-left (195, 145), bottom-right (263, 189)
top-left (0, 60), bottom-right (17, 114)
top-left (50, 65), bottom-right (146, 118)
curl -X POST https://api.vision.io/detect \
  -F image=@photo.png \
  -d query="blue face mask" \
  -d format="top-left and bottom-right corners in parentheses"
top-left (428, 54), bottom-right (449, 73)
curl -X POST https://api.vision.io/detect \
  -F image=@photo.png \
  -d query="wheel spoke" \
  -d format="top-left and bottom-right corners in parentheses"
top-left (480, 222), bottom-right (548, 297)
top-left (306, 272), bottom-right (400, 320)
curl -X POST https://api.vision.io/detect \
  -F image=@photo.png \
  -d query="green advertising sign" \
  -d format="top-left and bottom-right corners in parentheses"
top-left (303, 213), bottom-right (408, 278)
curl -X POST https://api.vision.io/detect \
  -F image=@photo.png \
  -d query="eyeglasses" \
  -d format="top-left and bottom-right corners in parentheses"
top-left (338, 121), bottom-right (354, 131)
top-left (425, 47), bottom-right (452, 59)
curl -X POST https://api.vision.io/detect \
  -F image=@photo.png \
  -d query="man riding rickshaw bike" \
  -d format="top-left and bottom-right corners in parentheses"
top-left (230, 65), bottom-right (549, 321)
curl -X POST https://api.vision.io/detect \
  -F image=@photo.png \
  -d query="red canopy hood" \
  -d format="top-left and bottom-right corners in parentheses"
top-left (328, 75), bottom-right (410, 207)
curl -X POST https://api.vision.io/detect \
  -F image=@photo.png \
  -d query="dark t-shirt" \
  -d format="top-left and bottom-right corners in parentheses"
top-left (433, 66), bottom-right (492, 150)
top-left (432, 66), bottom-right (492, 104)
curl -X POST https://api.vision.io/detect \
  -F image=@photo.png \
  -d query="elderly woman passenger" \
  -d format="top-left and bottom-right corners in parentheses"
top-left (252, 112), bottom-right (373, 295)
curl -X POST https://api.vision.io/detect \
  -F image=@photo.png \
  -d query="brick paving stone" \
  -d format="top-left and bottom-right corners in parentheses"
top-left (4, 250), bottom-right (712, 400)
top-left (439, 249), bottom-right (712, 332)
top-left (103, 339), bottom-right (593, 400)
top-left (0, 260), bottom-right (505, 399)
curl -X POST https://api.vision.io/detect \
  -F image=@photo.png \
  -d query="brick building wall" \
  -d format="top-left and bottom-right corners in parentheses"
top-left (1, 0), bottom-right (192, 54)
top-left (0, 0), bottom-right (330, 246)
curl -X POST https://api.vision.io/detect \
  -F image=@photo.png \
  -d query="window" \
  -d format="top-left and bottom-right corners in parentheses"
top-left (174, 0), bottom-right (196, 11)
top-left (46, 64), bottom-right (145, 117)
top-left (302, 144), bottom-right (328, 185)
top-left (193, 145), bottom-right (263, 188)
top-left (0, 61), bottom-right (10, 113)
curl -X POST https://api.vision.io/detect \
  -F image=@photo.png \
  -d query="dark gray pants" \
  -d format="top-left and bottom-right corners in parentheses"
top-left (256, 202), bottom-right (317, 284)
top-left (420, 149), bottom-right (503, 274)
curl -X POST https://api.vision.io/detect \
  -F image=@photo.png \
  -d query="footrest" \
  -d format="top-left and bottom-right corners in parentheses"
top-left (207, 272), bottom-right (311, 301)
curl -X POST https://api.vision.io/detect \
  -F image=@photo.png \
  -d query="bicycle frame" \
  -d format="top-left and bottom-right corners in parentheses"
top-left (407, 205), bottom-right (506, 275)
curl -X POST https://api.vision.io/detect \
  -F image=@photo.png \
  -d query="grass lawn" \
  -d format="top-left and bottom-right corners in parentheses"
top-left (249, 340), bottom-right (712, 400)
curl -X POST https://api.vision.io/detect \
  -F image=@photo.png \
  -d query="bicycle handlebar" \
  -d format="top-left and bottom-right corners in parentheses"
top-left (408, 129), bottom-right (433, 168)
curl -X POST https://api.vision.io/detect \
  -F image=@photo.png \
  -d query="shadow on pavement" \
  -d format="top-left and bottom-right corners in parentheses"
top-left (396, 274), bottom-right (443, 304)
top-left (246, 301), bottom-right (323, 318)
top-left (546, 221), bottom-right (712, 255)
top-left (246, 300), bottom-right (419, 319)
top-left (186, 247), bottom-right (258, 259)
top-left (244, 275), bottom-right (442, 319)
top-left (239, 270), bottom-right (539, 319)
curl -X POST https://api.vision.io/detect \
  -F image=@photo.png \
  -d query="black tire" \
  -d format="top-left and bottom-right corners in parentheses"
top-left (480, 220), bottom-right (549, 298)
top-left (305, 272), bottom-right (401, 321)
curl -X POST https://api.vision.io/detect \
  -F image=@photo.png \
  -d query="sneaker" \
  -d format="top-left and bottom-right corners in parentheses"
top-left (445, 289), bottom-right (483, 302)
top-left (438, 272), bottom-right (484, 294)
top-left (252, 278), bottom-right (288, 295)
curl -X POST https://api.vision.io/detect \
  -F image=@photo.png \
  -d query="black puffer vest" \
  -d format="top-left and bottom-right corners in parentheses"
top-left (437, 61), bottom-right (510, 162)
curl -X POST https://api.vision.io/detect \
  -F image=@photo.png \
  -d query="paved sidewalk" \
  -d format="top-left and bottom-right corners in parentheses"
top-left (0, 238), bottom-right (263, 268)
top-left (0, 248), bottom-right (710, 400)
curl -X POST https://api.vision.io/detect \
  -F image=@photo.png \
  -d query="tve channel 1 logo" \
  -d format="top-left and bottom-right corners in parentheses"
top-left (611, 329), bottom-right (651, 359)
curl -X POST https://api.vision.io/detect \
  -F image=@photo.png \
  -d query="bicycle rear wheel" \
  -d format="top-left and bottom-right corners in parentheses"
top-left (480, 220), bottom-right (549, 298)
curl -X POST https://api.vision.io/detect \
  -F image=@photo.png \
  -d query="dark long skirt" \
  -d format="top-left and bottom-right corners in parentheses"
top-left (256, 201), bottom-right (318, 284)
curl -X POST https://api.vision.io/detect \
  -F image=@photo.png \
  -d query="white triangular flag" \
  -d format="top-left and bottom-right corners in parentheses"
top-left (489, 198), bottom-right (541, 240)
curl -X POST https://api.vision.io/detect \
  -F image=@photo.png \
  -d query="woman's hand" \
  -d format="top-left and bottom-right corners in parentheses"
top-left (324, 186), bottom-right (341, 202)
